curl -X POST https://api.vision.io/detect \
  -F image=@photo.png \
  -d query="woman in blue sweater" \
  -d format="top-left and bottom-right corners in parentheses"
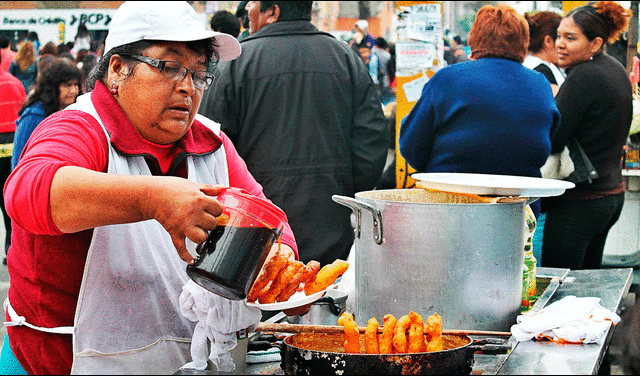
top-left (12, 58), bottom-right (82, 170)
top-left (399, 4), bottom-right (560, 217)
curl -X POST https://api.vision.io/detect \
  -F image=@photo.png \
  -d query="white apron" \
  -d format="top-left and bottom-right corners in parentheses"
top-left (5, 92), bottom-right (230, 374)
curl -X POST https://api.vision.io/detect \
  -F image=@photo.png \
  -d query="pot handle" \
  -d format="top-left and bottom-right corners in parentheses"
top-left (317, 296), bottom-right (344, 316)
top-left (332, 195), bottom-right (383, 245)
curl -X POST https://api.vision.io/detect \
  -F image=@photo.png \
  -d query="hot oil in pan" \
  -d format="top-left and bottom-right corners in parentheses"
top-left (287, 333), bottom-right (471, 353)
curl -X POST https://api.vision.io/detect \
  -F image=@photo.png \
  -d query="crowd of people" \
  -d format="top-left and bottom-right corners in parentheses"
top-left (0, 0), bottom-right (638, 374)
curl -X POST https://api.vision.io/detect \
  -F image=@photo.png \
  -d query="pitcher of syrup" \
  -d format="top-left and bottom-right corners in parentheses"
top-left (186, 187), bottom-right (287, 300)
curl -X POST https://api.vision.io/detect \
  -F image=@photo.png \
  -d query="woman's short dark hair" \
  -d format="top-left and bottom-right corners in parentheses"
top-left (26, 31), bottom-right (39, 42)
top-left (209, 10), bottom-right (240, 38)
top-left (567, 1), bottom-right (631, 45)
top-left (20, 58), bottom-right (83, 117)
top-left (260, 1), bottom-right (313, 21)
top-left (86, 38), bottom-right (219, 91)
top-left (468, 4), bottom-right (530, 63)
top-left (525, 11), bottom-right (562, 53)
top-left (210, 10), bottom-right (241, 38)
top-left (40, 42), bottom-right (58, 56)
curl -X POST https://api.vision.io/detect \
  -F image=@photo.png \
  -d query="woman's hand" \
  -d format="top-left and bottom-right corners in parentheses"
top-left (145, 180), bottom-right (226, 263)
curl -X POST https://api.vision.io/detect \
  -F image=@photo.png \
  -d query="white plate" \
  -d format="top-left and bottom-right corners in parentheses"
top-left (412, 173), bottom-right (575, 197)
top-left (246, 284), bottom-right (339, 311)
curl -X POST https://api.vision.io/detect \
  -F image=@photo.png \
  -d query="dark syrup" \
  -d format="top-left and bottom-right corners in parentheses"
top-left (186, 225), bottom-right (278, 300)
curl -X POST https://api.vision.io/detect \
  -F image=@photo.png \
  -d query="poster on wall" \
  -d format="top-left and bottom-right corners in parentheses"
top-left (404, 3), bottom-right (442, 42)
top-left (395, 2), bottom-right (443, 76)
top-left (396, 41), bottom-right (437, 71)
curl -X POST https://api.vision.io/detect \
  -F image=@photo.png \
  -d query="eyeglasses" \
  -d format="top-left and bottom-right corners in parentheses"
top-left (121, 54), bottom-right (214, 90)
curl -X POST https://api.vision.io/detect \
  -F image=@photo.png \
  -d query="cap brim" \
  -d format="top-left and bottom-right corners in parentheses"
top-left (149, 30), bottom-right (241, 61)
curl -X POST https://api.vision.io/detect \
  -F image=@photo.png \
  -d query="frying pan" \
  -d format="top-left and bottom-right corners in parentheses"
top-left (278, 332), bottom-right (511, 375)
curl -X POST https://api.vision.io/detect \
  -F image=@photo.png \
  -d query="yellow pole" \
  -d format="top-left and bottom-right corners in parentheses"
top-left (394, 1), bottom-right (442, 188)
top-left (58, 22), bottom-right (65, 45)
top-left (563, 1), bottom-right (587, 15)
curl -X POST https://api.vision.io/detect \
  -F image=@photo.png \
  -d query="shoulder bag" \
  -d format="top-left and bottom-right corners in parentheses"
top-left (565, 137), bottom-right (598, 184)
top-left (540, 138), bottom-right (598, 184)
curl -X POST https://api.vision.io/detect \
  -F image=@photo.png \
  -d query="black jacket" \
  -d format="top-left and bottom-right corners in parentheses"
top-left (199, 21), bottom-right (388, 265)
top-left (553, 52), bottom-right (632, 192)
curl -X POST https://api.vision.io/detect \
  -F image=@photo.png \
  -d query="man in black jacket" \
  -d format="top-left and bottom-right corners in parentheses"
top-left (199, 1), bottom-right (388, 266)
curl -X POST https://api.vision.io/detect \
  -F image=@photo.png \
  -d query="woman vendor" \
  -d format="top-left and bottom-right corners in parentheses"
top-left (0, 1), bottom-right (297, 374)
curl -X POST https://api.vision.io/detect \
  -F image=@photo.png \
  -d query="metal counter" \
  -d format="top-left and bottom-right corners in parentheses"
top-left (246, 267), bottom-right (633, 375)
top-left (495, 267), bottom-right (633, 375)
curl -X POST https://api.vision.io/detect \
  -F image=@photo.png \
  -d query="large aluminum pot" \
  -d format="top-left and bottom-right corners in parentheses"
top-left (332, 189), bottom-right (530, 332)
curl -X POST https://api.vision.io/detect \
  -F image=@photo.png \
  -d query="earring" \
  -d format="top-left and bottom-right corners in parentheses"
top-left (110, 81), bottom-right (118, 95)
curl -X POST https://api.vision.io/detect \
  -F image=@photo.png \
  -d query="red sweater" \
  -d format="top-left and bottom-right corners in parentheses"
top-left (4, 82), bottom-right (297, 374)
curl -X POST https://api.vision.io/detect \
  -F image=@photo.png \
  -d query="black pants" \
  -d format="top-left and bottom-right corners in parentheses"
top-left (542, 192), bottom-right (625, 270)
top-left (0, 132), bottom-right (13, 256)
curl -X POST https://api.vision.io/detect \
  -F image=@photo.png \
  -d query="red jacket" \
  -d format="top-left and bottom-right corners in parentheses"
top-left (0, 69), bottom-right (25, 133)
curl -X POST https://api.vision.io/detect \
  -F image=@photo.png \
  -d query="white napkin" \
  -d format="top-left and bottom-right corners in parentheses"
top-left (510, 296), bottom-right (621, 344)
top-left (179, 280), bottom-right (262, 372)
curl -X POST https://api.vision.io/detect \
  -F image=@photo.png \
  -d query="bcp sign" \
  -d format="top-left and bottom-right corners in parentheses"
top-left (1, 9), bottom-right (116, 44)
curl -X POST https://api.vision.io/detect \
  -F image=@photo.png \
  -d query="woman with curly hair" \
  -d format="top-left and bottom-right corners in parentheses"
top-left (542, 1), bottom-right (633, 270)
top-left (11, 58), bottom-right (82, 170)
top-left (8, 41), bottom-right (37, 93)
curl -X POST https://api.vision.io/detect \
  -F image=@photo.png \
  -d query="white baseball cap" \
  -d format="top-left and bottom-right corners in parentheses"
top-left (103, 1), bottom-right (241, 61)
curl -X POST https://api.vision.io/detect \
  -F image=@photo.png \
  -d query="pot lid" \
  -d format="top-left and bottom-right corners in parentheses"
top-left (412, 173), bottom-right (575, 197)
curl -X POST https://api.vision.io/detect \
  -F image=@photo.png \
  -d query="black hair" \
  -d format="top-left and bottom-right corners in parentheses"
top-left (375, 37), bottom-right (388, 49)
top-left (86, 38), bottom-right (218, 91)
top-left (259, 1), bottom-right (313, 21)
top-left (20, 58), bottom-right (83, 117)
top-left (566, 1), bottom-right (630, 45)
top-left (80, 53), bottom-right (97, 87)
top-left (27, 31), bottom-right (39, 41)
top-left (40, 42), bottom-right (57, 56)
top-left (235, 0), bottom-right (249, 18)
top-left (56, 43), bottom-right (71, 56)
top-left (59, 51), bottom-right (74, 62)
top-left (210, 10), bottom-right (241, 38)
top-left (0, 36), bottom-right (9, 49)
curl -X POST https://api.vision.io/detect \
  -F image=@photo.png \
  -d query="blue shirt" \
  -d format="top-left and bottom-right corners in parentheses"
top-left (12, 101), bottom-right (46, 170)
top-left (400, 57), bottom-right (559, 178)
